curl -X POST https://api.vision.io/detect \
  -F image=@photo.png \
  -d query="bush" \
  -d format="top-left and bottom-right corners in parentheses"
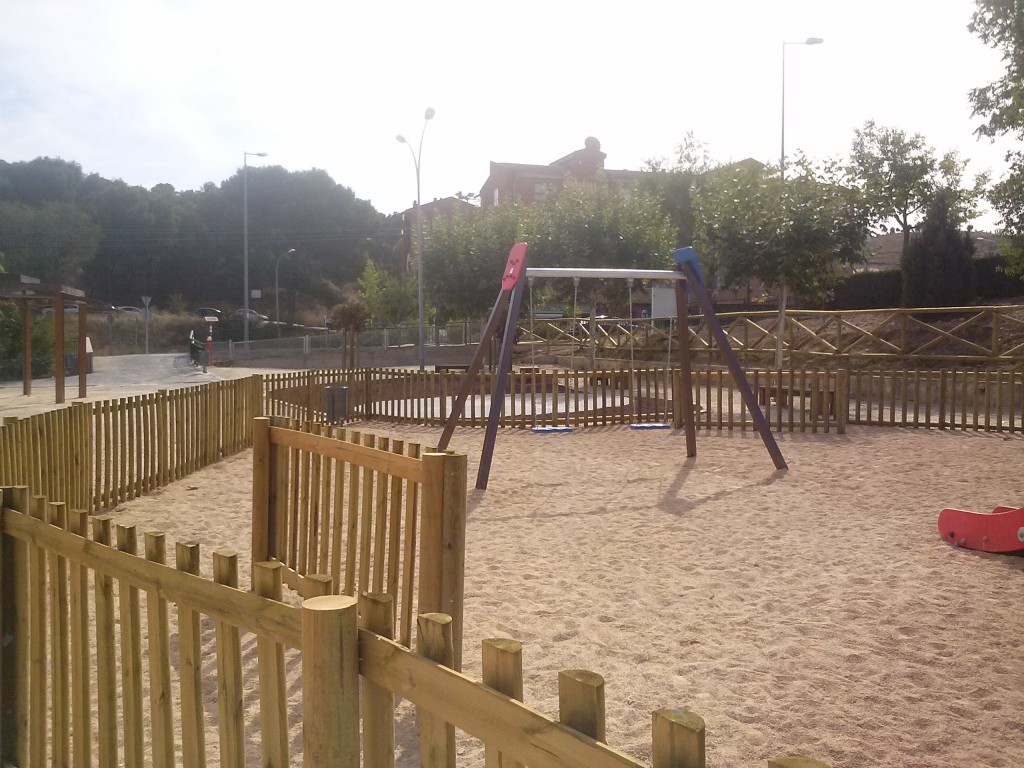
top-left (827, 270), bottom-right (902, 310)
top-left (975, 255), bottom-right (1024, 301)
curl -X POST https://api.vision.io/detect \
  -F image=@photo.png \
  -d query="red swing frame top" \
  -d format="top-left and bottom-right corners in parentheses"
top-left (501, 242), bottom-right (528, 291)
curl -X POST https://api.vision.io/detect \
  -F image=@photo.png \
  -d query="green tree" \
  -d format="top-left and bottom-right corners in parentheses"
top-left (357, 260), bottom-right (417, 325)
top-left (424, 180), bottom-right (676, 320)
top-left (694, 155), bottom-right (869, 303)
top-left (0, 200), bottom-right (101, 284)
top-left (969, 0), bottom-right (1024, 278)
top-left (848, 121), bottom-right (986, 257)
top-left (639, 132), bottom-right (717, 248)
top-left (901, 189), bottom-right (977, 307)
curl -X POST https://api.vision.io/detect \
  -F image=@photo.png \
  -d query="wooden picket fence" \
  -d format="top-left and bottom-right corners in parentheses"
top-left (0, 485), bottom-right (830, 768)
top-left (261, 367), bottom-right (847, 434)
top-left (0, 377), bottom-right (261, 513)
top-left (250, 417), bottom-right (467, 664)
top-left (845, 366), bottom-right (1024, 431)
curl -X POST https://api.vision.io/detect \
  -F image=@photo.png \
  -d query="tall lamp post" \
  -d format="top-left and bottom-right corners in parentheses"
top-left (777, 37), bottom-right (823, 369)
top-left (243, 150), bottom-right (268, 343)
top-left (397, 107), bottom-right (436, 371)
top-left (274, 248), bottom-right (295, 338)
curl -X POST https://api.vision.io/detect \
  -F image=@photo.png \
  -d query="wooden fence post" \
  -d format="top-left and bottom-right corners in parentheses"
top-left (419, 451), bottom-right (467, 671)
top-left (302, 595), bottom-right (359, 768)
top-left (417, 612), bottom-right (457, 768)
top-left (767, 758), bottom-right (831, 768)
top-left (836, 370), bottom-right (848, 435)
top-left (482, 638), bottom-right (525, 768)
top-left (0, 486), bottom-right (30, 768)
top-left (359, 593), bottom-right (396, 768)
top-left (251, 417), bottom-right (272, 589)
top-left (558, 669), bottom-right (606, 742)
top-left (652, 709), bottom-right (705, 768)
top-left (254, 561), bottom-right (288, 768)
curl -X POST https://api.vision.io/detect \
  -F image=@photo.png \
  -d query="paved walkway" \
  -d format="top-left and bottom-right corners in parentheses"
top-left (0, 353), bottom-right (279, 420)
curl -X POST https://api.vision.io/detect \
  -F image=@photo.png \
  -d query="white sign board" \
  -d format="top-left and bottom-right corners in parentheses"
top-left (650, 285), bottom-right (677, 318)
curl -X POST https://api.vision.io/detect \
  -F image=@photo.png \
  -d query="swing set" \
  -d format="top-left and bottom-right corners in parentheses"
top-left (437, 243), bottom-right (787, 489)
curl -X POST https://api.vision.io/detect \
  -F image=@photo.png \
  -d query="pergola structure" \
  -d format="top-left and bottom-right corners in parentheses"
top-left (0, 273), bottom-right (114, 404)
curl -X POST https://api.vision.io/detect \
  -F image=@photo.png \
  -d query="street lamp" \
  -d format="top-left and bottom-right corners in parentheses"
top-left (397, 106), bottom-right (435, 371)
top-left (274, 248), bottom-right (296, 338)
top-left (243, 150), bottom-right (268, 343)
top-left (777, 37), bottom-right (823, 369)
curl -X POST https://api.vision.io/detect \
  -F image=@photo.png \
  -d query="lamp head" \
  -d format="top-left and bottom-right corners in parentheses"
top-left (424, 107), bottom-right (436, 120)
top-left (396, 134), bottom-right (408, 144)
top-left (805, 37), bottom-right (824, 45)
top-left (287, 248), bottom-right (296, 254)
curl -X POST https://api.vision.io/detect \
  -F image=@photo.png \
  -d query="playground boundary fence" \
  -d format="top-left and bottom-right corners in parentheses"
top-left (250, 417), bottom-right (467, 663)
top-left (1, 363), bottom-right (1021, 518)
top-left (0, 485), bottom-right (830, 768)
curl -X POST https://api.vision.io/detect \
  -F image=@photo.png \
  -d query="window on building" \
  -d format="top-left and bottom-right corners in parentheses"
top-left (493, 188), bottom-right (500, 206)
top-left (533, 182), bottom-right (552, 202)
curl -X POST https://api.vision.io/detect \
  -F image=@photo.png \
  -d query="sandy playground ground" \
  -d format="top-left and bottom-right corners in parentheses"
top-left (105, 419), bottom-right (1024, 768)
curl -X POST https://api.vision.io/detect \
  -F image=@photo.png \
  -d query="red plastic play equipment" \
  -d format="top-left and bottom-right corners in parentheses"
top-left (938, 506), bottom-right (1024, 553)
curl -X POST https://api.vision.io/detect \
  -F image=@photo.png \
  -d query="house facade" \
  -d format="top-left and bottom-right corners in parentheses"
top-left (479, 136), bottom-right (645, 209)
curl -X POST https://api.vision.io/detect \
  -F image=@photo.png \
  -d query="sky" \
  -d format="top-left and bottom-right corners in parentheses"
top-left (0, 0), bottom-right (1017, 230)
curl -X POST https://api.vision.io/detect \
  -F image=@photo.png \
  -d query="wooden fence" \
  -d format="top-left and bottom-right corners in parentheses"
top-left (251, 417), bottom-right (467, 664)
top-left (0, 377), bottom-right (260, 514)
top-left (517, 305), bottom-right (1024, 366)
top-left (261, 367), bottom-right (847, 434)
top-left (0, 485), bottom-right (830, 768)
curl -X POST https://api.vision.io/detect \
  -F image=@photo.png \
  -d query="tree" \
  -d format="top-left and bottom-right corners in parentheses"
top-left (848, 121), bottom-right (986, 257)
top-left (0, 200), bottom-right (101, 284)
top-left (357, 260), bottom-right (417, 325)
top-left (639, 132), bottom-right (717, 250)
top-left (693, 155), bottom-right (869, 304)
top-left (901, 189), bottom-right (977, 307)
top-left (424, 180), bottom-right (677, 321)
top-left (969, 0), bottom-right (1024, 277)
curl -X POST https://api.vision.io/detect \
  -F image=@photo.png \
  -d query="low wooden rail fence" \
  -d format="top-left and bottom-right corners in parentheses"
top-left (251, 417), bottom-right (467, 663)
top-left (0, 485), bottom-right (831, 768)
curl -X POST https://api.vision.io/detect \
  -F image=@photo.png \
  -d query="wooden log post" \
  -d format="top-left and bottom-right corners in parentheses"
top-left (419, 451), bottom-right (468, 671)
top-left (176, 542), bottom-right (206, 768)
top-left (359, 593), bottom-right (396, 768)
top-left (0, 487), bottom-right (31, 768)
top-left (558, 669), bottom-right (606, 742)
top-left (652, 709), bottom-right (705, 768)
top-left (304, 574), bottom-right (333, 598)
top-left (117, 524), bottom-right (145, 768)
top-left (482, 638), bottom-right (525, 768)
top-left (144, 533), bottom-right (175, 768)
top-left (417, 612), bottom-right (457, 768)
top-left (767, 759), bottom-right (831, 768)
top-left (251, 416), bottom-right (272, 589)
top-left (302, 595), bottom-right (359, 768)
top-left (254, 562), bottom-right (289, 768)
top-left (213, 552), bottom-right (245, 768)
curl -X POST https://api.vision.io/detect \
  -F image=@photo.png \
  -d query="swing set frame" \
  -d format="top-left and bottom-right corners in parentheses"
top-left (437, 243), bottom-right (787, 489)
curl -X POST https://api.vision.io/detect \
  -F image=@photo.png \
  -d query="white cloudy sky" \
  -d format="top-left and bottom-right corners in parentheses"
top-left (0, 0), bottom-right (1016, 228)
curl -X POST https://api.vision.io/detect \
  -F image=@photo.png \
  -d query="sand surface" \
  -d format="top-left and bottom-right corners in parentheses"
top-left (111, 423), bottom-right (1024, 768)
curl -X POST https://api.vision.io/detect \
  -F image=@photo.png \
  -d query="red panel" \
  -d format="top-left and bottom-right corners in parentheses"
top-left (501, 243), bottom-right (528, 291)
top-left (938, 506), bottom-right (1024, 553)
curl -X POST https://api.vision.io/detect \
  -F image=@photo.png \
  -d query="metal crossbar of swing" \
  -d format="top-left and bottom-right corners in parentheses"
top-left (525, 267), bottom-right (688, 281)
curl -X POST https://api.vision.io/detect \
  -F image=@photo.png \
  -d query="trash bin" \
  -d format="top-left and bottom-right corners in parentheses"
top-left (325, 386), bottom-right (349, 425)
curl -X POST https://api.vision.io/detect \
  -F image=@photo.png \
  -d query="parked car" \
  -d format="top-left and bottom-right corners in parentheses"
top-left (234, 308), bottom-right (269, 323)
top-left (117, 306), bottom-right (145, 315)
top-left (192, 307), bottom-right (223, 319)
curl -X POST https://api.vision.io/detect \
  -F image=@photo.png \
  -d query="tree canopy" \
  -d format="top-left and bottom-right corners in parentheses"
top-left (0, 157), bottom-right (394, 310)
top-left (969, 0), bottom-right (1024, 277)
top-left (422, 180), bottom-right (676, 320)
top-left (693, 156), bottom-right (869, 303)
top-left (901, 189), bottom-right (977, 307)
top-left (847, 121), bottom-right (987, 257)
